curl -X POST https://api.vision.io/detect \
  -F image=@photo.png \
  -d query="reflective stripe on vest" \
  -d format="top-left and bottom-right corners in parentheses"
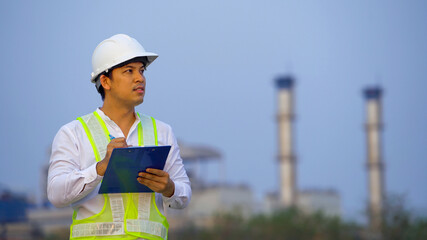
top-left (71, 112), bottom-right (168, 240)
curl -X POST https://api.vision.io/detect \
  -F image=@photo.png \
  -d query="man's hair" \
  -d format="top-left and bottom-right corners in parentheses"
top-left (95, 56), bottom-right (148, 101)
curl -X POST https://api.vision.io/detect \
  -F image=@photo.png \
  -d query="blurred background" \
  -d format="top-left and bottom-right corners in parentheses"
top-left (1, 0), bottom-right (426, 239)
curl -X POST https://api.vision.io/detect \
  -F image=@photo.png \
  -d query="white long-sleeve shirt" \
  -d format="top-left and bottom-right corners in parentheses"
top-left (47, 108), bottom-right (191, 220)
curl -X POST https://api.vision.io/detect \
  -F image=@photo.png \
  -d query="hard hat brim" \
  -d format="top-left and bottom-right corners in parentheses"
top-left (90, 52), bottom-right (158, 83)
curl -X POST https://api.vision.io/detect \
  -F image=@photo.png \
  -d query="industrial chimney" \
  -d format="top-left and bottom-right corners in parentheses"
top-left (363, 87), bottom-right (385, 231)
top-left (275, 76), bottom-right (296, 208)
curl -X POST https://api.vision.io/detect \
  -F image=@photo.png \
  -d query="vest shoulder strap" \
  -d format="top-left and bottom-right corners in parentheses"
top-left (77, 112), bottom-right (109, 162)
top-left (77, 112), bottom-right (158, 161)
top-left (138, 113), bottom-right (158, 146)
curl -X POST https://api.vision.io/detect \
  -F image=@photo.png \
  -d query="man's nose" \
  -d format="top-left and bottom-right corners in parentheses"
top-left (135, 72), bottom-right (145, 82)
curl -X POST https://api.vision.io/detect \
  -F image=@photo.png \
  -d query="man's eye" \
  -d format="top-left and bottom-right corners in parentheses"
top-left (125, 69), bottom-right (132, 73)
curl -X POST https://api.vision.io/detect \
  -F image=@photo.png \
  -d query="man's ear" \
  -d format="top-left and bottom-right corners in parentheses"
top-left (100, 74), bottom-right (111, 91)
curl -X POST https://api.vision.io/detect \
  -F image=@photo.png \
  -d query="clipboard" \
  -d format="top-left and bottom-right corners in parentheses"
top-left (98, 145), bottom-right (171, 194)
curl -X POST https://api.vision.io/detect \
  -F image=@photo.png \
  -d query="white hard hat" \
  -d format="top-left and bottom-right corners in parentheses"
top-left (90, 34), bottom-right (158, 83)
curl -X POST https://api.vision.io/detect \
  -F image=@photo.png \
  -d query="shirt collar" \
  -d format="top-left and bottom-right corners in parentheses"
top-left (95, 108), bottom-right (141, 137)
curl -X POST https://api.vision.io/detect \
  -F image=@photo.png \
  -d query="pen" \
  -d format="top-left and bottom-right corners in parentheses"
top-left (109, 134), bottom-right (115, 140)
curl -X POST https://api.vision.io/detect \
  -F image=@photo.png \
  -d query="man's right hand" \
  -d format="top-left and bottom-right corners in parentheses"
top-left (96, 137), bottom-right (128, 176)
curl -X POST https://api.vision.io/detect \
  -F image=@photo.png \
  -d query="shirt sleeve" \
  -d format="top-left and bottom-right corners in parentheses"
top-left (47, 123), bottom-right (103, 208)
top-left (157, 122), bottom-right (192, 209)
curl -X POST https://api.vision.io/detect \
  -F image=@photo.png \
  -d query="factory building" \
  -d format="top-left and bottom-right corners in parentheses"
top-left (167, 141), bottom-right (254, 230)
top-left (297, 189), bottom-right (341, 217)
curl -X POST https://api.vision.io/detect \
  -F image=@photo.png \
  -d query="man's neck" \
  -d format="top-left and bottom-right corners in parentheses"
top-left (100, 102), bottom-right (136, 138)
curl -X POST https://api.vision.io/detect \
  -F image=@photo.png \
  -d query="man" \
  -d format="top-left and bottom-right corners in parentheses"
top-left (48, 34), bottom-right (191, 240)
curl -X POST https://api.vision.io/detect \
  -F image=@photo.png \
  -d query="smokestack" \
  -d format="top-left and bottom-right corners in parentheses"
top-left (363, 87), bottom-right (385, 231)
top-left (275, 76), bottom-right (296, 208)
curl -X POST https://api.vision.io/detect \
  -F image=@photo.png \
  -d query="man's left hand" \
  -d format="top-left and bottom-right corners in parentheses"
top-left (137, 169), bottom-right (175, 197)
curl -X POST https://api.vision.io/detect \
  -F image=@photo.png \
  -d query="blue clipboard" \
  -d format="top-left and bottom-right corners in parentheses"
top-left (98, 145), bottom-right (171, 194)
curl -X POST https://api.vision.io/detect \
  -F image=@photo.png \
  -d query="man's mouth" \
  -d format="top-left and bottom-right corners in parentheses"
top-left (134, 86), bottom-right (145, 93)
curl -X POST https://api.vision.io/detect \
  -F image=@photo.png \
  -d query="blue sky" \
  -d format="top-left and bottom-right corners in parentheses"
top-left (1, 0), bottom-right (426, 221)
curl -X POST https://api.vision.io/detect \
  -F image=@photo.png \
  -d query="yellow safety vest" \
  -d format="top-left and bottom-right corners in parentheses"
top-left (70, 111), bottom-right (169, 239)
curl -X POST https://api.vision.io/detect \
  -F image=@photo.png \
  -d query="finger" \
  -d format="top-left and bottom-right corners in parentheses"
top-left (145, 168), bottom-right (167, 176)
top-left (137, 177), bottom-right (151, 188)
top-left (109, 140), bottom-right (128, 148)
top-left (138, 172), bottom-right (165, 183)
top-left (112, 142), bottom-right (128, 148)
top-left (137, 177), bottom-right (164, 191)
top-left (110, 137), bottom-right (126, 143)
top-left (110, 138), bottom-right (128, 145)
top-left (137, 177), bottom-right (156, 187)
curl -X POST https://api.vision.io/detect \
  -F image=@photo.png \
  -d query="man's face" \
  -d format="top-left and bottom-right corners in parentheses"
top-left (106, 62), bottom-right (146, 107)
